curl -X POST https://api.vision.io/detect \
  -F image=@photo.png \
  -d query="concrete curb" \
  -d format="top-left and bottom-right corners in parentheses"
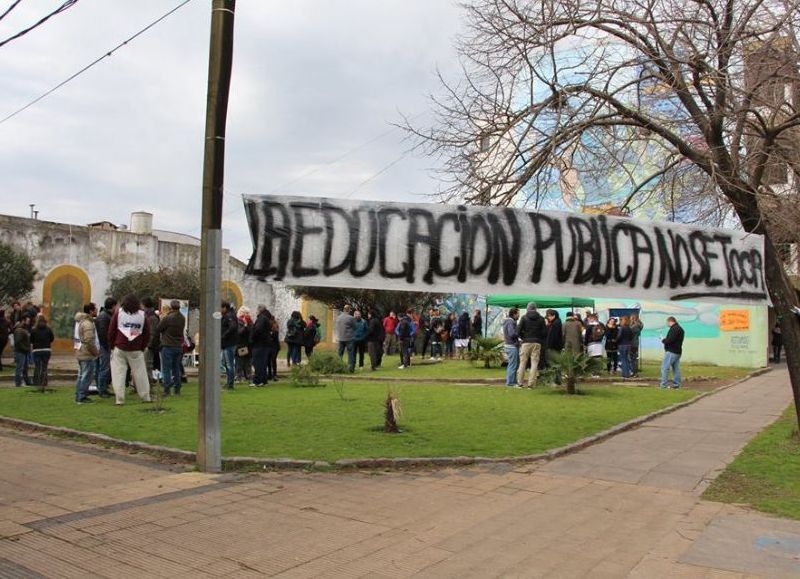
top-left (0, 368), bottom-right (771, 472)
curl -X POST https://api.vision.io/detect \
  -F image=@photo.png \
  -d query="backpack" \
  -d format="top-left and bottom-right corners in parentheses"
top-left (591, 323), bottom-right (605, 342)
top-left (398, 318), bottom-right (411, 339)
top-left (450, 322), bottom-right (460, 340)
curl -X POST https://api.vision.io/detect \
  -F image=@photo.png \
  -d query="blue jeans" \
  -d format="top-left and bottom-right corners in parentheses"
top-left (13, 351), bottom-right (29, 386)
top-left (251, 346), bottom-right (273, 385)
top-left (660, 352), bottom-right (681, 388)
top-left (338, 341), bottom-right (356, 372)
top-left (287, 343), bottom-right (301, 366)
top-left (160, 346), bottom-right (183, 393)
top-left (618, 345), bottom-right (632, 378)
top-left (76, 359), bottom-right (95, 401)
top-left (32, 350), bottom-right (51, 387)
top-left (222, 346), bottom-right (236, 386)
top-left (505, 345), bottom-right (520, 386)
top-left (97, 346), bottom-right (111, 394)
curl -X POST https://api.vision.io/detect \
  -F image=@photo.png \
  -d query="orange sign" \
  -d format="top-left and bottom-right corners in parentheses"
top-left (720, 310), bottom-right (750, 332)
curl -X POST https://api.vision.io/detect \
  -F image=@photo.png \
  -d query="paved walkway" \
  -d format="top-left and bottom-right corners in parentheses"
top-left (0, 369), bottom-right (796, 578)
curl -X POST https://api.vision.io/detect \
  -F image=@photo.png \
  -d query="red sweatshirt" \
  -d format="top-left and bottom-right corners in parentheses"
top-left (108, 309), bottom-right (150, 352)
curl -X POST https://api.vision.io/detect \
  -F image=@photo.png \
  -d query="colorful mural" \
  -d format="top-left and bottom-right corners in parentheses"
top-left (42, 265), bottom-right (91, 349)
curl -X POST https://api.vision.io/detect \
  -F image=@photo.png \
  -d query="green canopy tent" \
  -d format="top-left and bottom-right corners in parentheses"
top-left (485, 295), bottom-right (595, 309)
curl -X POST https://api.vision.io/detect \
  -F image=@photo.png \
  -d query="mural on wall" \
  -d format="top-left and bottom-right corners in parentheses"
top-left (42, 265), bottom-right (91, 344)
top-left (221, 280), bottom-right (243, 311)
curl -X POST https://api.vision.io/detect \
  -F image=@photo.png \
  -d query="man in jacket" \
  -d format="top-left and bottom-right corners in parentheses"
top-left (517, 302), bottom-right (547, 388)
top-left (382, 311), bottom-right (398, 356)
top-left (352, 310), bottom-right (368, 370)
top-left (503, 308), bottom-right (521, 387)
top-left (335, 305), bottom-right (356, 372)
top-left (660, 316), bottom-right (685, 389)
top-left (13, 316), bottom-right (32, 387)
top-left (220, 301), bottom-right (238, 389)
top-left (366, 309), bottom-right (384, 371)
top-left (94, 298), bottom-right (116, 398)
top-left (74, 304), bottom-right (99, 403)
top-left (250, 305), bottom-right (275, 386)
top-left (562, 312), bottom-right (583, 354)
top-left (395, 310), bottom-right (417, 369)
top-left (630, 313), bottom-right (644, 376)
top-left (142, 298), bottom-right (161, 389)
top-left (157, 300), bottom-right (186, 396)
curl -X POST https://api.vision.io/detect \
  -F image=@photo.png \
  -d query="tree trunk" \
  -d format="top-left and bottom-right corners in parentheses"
top-left (566, 375), bottom-right (576, 395)
top-left (761, 238), bottom-right (800, 429)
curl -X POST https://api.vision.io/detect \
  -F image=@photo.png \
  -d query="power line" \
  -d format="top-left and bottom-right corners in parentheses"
top-left (0, 0), bottom-right (196, 126)
top-left (0, 0), bottom-right (81, 49)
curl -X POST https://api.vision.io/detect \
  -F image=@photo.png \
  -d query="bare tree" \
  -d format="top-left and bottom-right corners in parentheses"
top-left (410, 0), bottom-right (800, 425)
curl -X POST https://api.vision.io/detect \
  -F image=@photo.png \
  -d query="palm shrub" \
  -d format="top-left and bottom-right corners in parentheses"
top-left (467, 337), bottom-right (504, 368)
top-left (545, 350), bottom-right (605, 395)
top-left (289, 364), bottom-right (322, 387)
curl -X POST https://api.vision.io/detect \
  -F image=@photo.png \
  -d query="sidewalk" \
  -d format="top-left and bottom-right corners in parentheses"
top-left (0, 368), bottom-right (796, 577)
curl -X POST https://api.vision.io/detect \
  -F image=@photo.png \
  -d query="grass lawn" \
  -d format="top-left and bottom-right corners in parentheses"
top-left (367, 354), bottom-right (750, 382)
top-left (0, 380), bottom-right (695, 461)
top-left (704, 407), bottom-right (800, 520)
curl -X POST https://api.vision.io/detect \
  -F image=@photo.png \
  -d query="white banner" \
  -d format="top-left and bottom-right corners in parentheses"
top-left (243, 195), bottom-right (768, 305)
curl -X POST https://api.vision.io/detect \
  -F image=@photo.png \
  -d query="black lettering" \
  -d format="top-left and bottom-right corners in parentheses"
top-left (612, 224), bottom-right (633, 284)
top-left (322, 203), bottom-right (355, 276)
top-left (349, 208), bottom-right (378, 278)
top-left (377, 208), bottom-right (409, 279)
top-left (469, 214), bottom-right (492, 276)
top-left (595, 216), bottom-right (613, 284)
top-left (487, 210), bottom-right (520, 285)
top-left (629, 226), bottom-right (655, 288)
top-left (407, 209), bottom-right (438, 284)
top-left (457, 206), bottom-right (470, 282)
top-left (714, 235), bottom-right (734, 287)
top-left (255, 201), bottom-right (291, 280)
top-left (567, 217), bottom-right (600, 285)
top-left (689, 232), bottom-right (710, 284)
top-left (750, 249), bottom-right (764, 289)
top-left (433, 212), bottom-right (461, 278)
top-left (289, 202), bottom-right (322, 278)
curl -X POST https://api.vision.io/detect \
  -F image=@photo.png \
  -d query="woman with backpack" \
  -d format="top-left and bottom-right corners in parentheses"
top-left (303, 315), bottom-right (321, 358)
top-left (285, 311), bottom-right (304, 367)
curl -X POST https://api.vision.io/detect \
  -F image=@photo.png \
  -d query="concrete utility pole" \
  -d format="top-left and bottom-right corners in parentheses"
top-left (198, 0), bottom-right (236, 473)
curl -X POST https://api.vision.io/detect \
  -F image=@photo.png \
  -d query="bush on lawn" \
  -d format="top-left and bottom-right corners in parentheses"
top-left (289, 364), bottom-right (323, 387)
top-left (544, 350), bottom-right (605, 395)
top-left (309, 351), bottom-right (348, 374)
top-left (468, 337), bottom-right (504, 368)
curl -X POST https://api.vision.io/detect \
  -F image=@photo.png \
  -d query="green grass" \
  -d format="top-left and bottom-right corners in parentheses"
top-left (704, 407), bottom-right (800, 520)
top-left (0, 380), bottom-right (695, 461)
top-left (364, 354), bottom-right (750, 382)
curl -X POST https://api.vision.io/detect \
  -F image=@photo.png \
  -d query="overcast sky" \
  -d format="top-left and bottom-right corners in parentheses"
top-left (0, 0), bottom-right (464, 260)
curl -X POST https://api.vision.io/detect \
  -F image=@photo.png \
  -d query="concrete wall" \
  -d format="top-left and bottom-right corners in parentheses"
top-left (0, 214), bottom-right (298, 349)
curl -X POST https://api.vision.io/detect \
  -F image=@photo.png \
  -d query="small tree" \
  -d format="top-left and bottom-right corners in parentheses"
top-left (108, 267), bottom-right (200, 307)
top-left (546, 351), bottom-right (605, 395)
top-left (0, 241), bottom-right (36, 306)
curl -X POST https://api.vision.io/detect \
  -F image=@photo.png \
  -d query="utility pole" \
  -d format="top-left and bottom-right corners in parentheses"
top-left (198, 0), bottom-right (236, 472)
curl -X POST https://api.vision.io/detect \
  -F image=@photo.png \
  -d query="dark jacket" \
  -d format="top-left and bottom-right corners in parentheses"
top-left (13, 324), bottom-right (31, 353)
top-left (0, 316), bottom-right (8, 341)
top-left (604, 326), bottom-right (619, 352)
top-left (471, 314), bottom-right (483, 338)
top-left (145, 308), bottom-right (160, 350)
top-left (584, 321), bottom-right (606, 346)
top-left (237, 320), bottom-right (252, 348)
top-left (617, 326), bottom-right (633, 347)
top-left (221, 310), bottom-right (238, 348)
top-left (353, 318), bottom-right (368, 342)
top-left (285, 317), bottom-right (305, 345)
top-left (157, 310), bottom-right (186, 349)
top-left (366, 317), bottom-right (384, 342)
top-left (546, 317), bottom-right (564, 351)
top-left (303, 320), bottom-right (320, 347)
top-left (518, 310), bottom-right (547, 344)
top-left (251, 312), bottom-right (276, 348)
top-left (663, 323), bottom-right (685, 355)
top-left (30, 325), bottom-right (55, 351)
top-left (502, 316), bottom-right (519, 345)
top-left (457, 313), bottom-right (472, 340)
top-left (563, 318), bottom-right (583, 353)
top-left (95, 309), bottom-right (113, 349)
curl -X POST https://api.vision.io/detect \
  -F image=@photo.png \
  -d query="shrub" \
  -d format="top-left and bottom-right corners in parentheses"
top-left (468, 337), bottom-right (505, 368)
top-left (544, 350), bottom-right (605, 394)
top-left (289, 364), bottom-right (323, 387)
top-left (308, 350), bottom-right (348, 374)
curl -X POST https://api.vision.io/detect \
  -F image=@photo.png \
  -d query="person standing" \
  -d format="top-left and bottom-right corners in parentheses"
top-left (443, 312), bottom-right (456, 359)
top-left (73, 305), bottom-right (99, 403)
top-left (270, 316), bottom-right (280, 380)
top-left (604, 318), bottom-right (620, 374)
top-left (429, 309), bottom-right (444, 361)
top-left (142, 298), bottom-right (161, 387)
top-left (772, 321), bottom-right (783, 363)
top-left (420, 309), bottom-right (433, 358)
top-left (352, 310), bottom-right (368, 370)
top-left (303, 315), bottom-right (321, 359)
top-left (94, 298), bottom-right (116, 398)
top-left (584, 313), bottom-right (606, 377)
top-left (0, 309), bottom-right (9, 372)
top-left (156, 300), bottom-right (186, 396)
top-left (660, 316), bottom-right (685, 389)
top-left (562, 312), bottom-right (583, 353)
top-left (366, 309), bottom-right (384, 371)
top-left (395, 310), bottom-right (417, 369)
top-left (285, 311), bottom-right (305, 367)
top-left (382, 311), bottom-right (398, 356)
top-left (30, 316), bottom-right (55, 389)
top-left (250, 305), bottom-right (274, 386)
top-left (13, 316), bottom-right (32, 387)
top-left (220, 302), bottom-right (238, 389)
top-left (617, 316), bottom-right (634, 378)
top-left (503, 308), bottom-right (521, 387)
top-left (108, 295), bottom-right (151, 405)
top-left (455, 311), bottom-right (471, 359)
top-left (470, 309), bottom-right (483, 351)
top-left (517, 303), bottom-right (547, 388)
top-left (236, 307), bottom-right (253, 383)
top-left (630, 313), bottom-right (644, 377)
top-left (335, 305), bottom-right (357, 373)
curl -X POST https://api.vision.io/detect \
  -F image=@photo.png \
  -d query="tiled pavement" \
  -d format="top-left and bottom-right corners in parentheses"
top-left (0, 369), bottom-right (797, 578)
